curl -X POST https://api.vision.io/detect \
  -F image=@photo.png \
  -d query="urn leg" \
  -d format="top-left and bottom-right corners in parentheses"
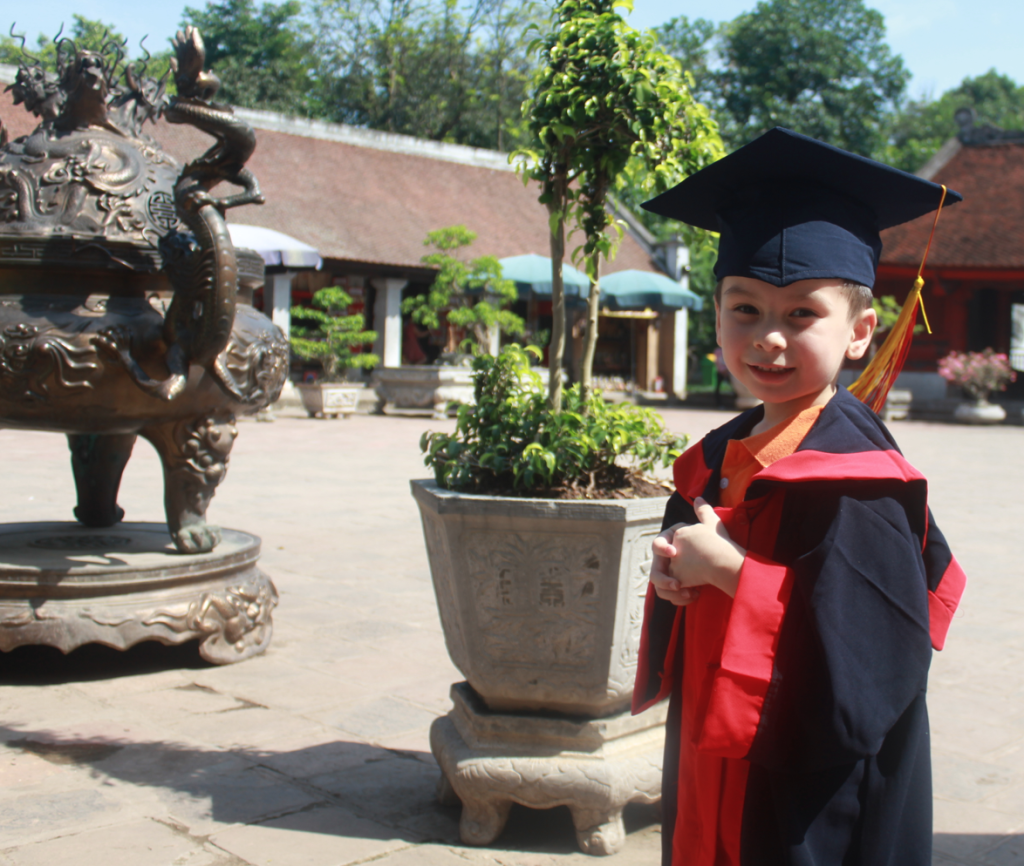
top-left (67, 433), bottom-right (138, 527)
top-left (141, 414), bottom-right (238, 554)
top-left (572, 807), bottom-right (626, 856)
top-left (459, 797), bottom-right (511, 846)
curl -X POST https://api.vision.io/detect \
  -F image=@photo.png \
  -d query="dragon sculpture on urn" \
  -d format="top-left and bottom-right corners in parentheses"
top-left (0, 27), bottom-right (289, 554)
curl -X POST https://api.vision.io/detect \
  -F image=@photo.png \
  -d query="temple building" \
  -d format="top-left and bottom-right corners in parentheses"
top-left (876, 109), bottom-right (1024, 401)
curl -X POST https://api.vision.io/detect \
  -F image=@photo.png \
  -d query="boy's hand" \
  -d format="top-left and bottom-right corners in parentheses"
top-left (667, 498), bottom-right (746, 598)
top-left (649, 524), bottom-right (702, 607)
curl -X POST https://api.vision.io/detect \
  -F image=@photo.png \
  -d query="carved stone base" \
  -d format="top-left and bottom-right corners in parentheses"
top-left (0, 522), bottom-right (277, 664)
top-left (431, 682), bottom-right (666, 856)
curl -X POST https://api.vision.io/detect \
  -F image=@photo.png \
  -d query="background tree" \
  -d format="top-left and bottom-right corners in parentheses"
top-left (181, 0), bottom-right (314, 113)
top-left (654, 0), bottom-right (908, 157)
top-left (305, 0), bottom-right (543, 148)
top-left (519, 0), bottom-right (722, 408)
top-left (882, 70), bottom-right (1024, 172)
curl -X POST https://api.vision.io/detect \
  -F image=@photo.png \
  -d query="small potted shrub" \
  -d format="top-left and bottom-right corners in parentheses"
top-left (290, 287), bottom-right (378, 418)
top-left (373, 225), bottom-right (525, 417)
top-left (938, 348), bottom-right (1016, 423)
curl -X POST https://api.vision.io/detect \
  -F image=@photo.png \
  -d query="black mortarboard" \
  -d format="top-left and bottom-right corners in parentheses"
top-left (642, 127), bottom-right (961, 288)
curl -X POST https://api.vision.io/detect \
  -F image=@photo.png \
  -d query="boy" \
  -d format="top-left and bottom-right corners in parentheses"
top-left (632, 128), bottom-right (967, 865)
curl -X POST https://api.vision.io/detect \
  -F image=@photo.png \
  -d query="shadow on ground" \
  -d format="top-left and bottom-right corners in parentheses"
top-left (0, 641), bottom-right (659, 854)
top-left (0, 639), bottom-right (211, 685)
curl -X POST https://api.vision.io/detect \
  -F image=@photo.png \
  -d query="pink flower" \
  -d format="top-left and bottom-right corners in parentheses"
top-left (938, 349), bottom-right (1016, 400)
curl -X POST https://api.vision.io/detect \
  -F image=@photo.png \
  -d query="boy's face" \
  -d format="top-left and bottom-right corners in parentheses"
top-left (716, 277), bottom-right (876, 424)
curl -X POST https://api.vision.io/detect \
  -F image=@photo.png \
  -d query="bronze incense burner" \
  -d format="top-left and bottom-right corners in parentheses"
top-left (0, 27), bottom-right (288, 556)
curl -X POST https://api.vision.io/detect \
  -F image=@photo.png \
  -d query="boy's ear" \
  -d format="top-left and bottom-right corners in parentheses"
top-left (714, 300), bottom-right (722, 347)
top-left (846, 306), bottom-right (877, 360)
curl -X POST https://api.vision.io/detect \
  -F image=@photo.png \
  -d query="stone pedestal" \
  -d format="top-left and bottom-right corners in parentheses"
top-left (297, 382), bottom-right (362, 418)
top-left (431, 682), bottom-right (665, 856)
top-left (0, 522), bottom-right (277, 664)
top-left (372, 367), bottom-right (475, 418)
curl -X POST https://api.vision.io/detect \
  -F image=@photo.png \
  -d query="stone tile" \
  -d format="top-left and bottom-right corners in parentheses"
top-left (190, 661), bottom-right (371, 715)
top-left (162, 705), bottom-right (317, 751)
top-left (208, 805), bottom-right (409, 866)
top-left (5, 818), bottom-right (220, 866)
top-left (313, 695), bottom-right (440, 743)
top-left (138, 765), bottom-right (325, 837)
top-left (932, 752), bottom-right (1020, 803)
top-left (933, 800), bottom-right (1024, 860)
top-left (372, 844), bottom-right (491, 864)
top-left (0, 786), bottom-right (141, 848)
top-left (982, 835), bottom-right (1024, 866)
top-left (250, 730), bottom-right (394, 780)
top-left (308, 749), bottom-right (454, 836)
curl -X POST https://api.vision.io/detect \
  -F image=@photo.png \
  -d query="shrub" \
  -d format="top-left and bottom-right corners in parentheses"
top-left (937, 348), bottom-right (1016, 401)
top-left (421, 344), bottom-right (687, 497)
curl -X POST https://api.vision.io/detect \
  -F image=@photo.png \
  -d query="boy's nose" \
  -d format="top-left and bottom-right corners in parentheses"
top-left (754, 326), bottom-right (786, 351)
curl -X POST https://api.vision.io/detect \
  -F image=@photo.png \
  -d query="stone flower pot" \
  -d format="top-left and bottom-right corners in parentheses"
top-left (411, 479), bottom-right (668, 718)
top-left (297, 382), bottom-right (362, 418)
top-left (954, 399), bottom-right (1006, 424)
top-left (372, 366), bottom-right (475, 418)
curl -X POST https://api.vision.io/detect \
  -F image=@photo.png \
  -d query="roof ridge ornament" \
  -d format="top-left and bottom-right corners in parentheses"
top-left (955, 106), bottom-right (1024, 146)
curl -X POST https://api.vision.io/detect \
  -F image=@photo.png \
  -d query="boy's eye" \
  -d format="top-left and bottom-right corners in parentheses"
top-left (732, 303), bottom-right (758, 315)
top-left (790, 308), bottom-right (817, 318)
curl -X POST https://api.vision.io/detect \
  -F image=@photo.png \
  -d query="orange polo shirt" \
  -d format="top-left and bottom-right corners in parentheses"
top-left (718, 404), bottom-right (825, 508)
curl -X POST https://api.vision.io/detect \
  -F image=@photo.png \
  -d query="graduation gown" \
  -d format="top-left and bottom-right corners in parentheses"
top-left (632, 387), bottom-right (966, 865)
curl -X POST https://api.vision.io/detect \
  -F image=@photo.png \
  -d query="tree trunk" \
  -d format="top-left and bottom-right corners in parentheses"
top-left (580, 249), bottom-right (601, 404)
top-left (547, 203), bottom-right (566, 413)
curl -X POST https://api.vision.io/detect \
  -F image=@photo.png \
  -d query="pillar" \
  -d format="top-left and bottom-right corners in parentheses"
top-left (270, 272), bottom-right (295, 340)
top-left (672, 308), bottom-right (689, 400)
top-left (371, 278), bottom-right (407, 368)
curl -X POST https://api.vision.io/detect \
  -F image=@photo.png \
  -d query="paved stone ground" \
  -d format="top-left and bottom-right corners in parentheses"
top-left (0, 403), bottom-right (1019, 865)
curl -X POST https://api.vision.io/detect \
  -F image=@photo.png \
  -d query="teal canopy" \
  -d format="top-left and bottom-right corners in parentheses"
top-left (599, 269), bottom-right (704, 312)
top-left (498, 254), bottom-right (590, 300)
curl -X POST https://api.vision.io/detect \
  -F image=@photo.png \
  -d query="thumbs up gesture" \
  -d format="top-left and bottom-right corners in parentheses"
top-left (649, 497), bottom-right (747, 605)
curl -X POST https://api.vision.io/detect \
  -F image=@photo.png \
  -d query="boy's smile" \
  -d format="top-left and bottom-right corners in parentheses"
top-left (716, 276), bottom-right (876, 431)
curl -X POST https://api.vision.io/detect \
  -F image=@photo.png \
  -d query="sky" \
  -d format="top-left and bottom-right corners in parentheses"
top-left (4, 0), bottom-right (1024, 100)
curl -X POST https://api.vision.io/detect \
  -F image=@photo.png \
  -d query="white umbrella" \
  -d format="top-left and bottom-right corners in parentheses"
top-left (227, 224), bottom-right (322, 269)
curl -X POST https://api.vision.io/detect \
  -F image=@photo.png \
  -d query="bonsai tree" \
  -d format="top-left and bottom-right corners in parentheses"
top-left (403, 225), bottom-right (525, 357)
top-left (290, 287), bottom-right (378, 380)
top-left (516, 0), bottom-right (723, 408)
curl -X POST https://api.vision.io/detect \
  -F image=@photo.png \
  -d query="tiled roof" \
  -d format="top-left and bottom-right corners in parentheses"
top-left (0, 71), bottom-right (659, 274)
top-left (881, 140), bottom-right (1024, 270)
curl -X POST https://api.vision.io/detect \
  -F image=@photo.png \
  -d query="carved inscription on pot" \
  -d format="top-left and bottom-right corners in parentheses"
top-left (608, 528), bottom-right (657, 700)
top-left (465, 532), bottom-right (602, 669)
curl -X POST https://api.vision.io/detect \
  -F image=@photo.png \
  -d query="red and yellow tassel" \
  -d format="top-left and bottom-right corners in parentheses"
top-left (849, 185), bottom-right (947, 414)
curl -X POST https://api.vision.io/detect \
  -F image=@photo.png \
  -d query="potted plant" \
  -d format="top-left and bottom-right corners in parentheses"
top-left (414, 345), bottom-right (685, 853)
top-left (372, 226), bottom-right (525, 417)
top-left (415, 3), bottom-right (724, 853)
top-left (290, 287), bottom-right (378, 418)
top-left (938, 348), bottom-right (1016, 423)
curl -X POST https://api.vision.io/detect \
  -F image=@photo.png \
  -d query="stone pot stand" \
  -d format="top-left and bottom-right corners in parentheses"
top-left (431, 683), bottom-right (666, 856)
top-left (412, 480), bottom-right (669, 856)
top-left (0, 522), bottom-right (277, 664)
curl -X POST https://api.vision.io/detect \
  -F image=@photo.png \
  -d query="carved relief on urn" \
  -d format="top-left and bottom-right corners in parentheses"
top-left (0, 27), bottom-right (289, 554)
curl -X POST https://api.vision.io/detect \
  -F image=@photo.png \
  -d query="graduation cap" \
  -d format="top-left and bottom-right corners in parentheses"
top-left (642, 127), bottom-right (962, 412)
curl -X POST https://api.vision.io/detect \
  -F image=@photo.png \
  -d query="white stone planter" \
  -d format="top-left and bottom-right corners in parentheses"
top-left (954, 399), bottom-right (1006, 424)
top-left (372, 366), bottom-right (475, 418)
top-left (411, 479), bottom-right (669, 718)
top-left (297, 382), bottom-right (361, 418)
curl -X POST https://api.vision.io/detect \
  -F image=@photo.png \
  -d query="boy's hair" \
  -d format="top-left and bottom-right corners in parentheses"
top-left (713, 279), bottom-right (874, 320)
